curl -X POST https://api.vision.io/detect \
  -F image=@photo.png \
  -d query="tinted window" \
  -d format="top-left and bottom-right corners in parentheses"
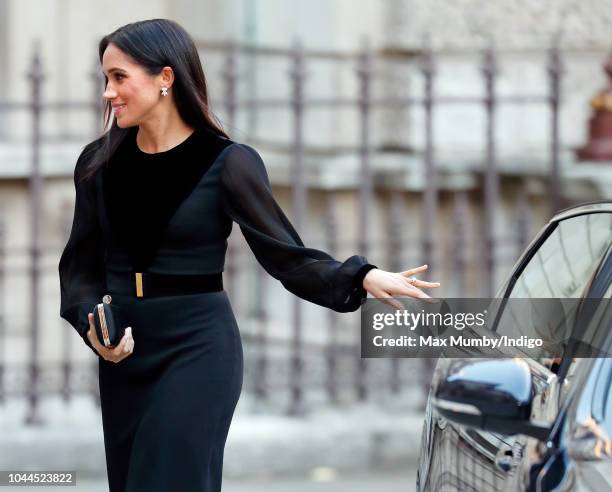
top-left (510, 213), bottom-right (612, 299)
top-left (602, 377), bottom-right (612, 438)
top-left (574, 357), bottom-right (612, 438)
top-left (493, 213), bottom-right (612, 360)
top-left (591, 358), bottom-right (612, 436)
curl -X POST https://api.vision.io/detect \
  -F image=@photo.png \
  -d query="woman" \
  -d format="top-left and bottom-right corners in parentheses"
top-left (58, 18), bottom-right (439, 492)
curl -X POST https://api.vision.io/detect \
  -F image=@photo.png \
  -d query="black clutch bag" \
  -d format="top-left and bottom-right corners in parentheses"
top-left (92, 295), bottom-right (128, 348)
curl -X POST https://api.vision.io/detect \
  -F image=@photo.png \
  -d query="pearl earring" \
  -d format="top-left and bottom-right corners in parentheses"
top-left (161, 87), bottom-right (168, 96)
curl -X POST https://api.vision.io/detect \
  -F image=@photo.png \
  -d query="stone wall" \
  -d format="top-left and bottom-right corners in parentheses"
top-left (383, 0), bottom-right (612, 50)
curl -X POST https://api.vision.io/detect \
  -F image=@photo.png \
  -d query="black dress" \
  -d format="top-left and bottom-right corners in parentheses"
top-left (58, 125), bottom-right (377, 492)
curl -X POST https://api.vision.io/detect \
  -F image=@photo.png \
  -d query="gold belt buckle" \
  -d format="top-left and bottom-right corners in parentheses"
top-left (135, 272), bottom-right (144, 297)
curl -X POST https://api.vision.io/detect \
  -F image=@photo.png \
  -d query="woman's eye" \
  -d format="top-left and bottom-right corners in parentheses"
top-left (115, 74), bottom-right (124, 81)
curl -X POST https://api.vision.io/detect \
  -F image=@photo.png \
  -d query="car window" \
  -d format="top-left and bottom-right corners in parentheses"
top-left (493, 213), bottom-right (612, 365)
top-left (601, 377), bottom-right (612, 439)
top-left (574, 357), bottom-right (612, 440)
top-left (510, 213), bottom-right (611, 299)
top-left (591, 358), bottom-right (612, 436)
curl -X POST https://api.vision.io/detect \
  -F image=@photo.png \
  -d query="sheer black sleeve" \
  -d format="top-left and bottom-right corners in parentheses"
top-left (220, 143), bottom-right (377, 313)
top-left (58, 140), bottom-right (105, 355)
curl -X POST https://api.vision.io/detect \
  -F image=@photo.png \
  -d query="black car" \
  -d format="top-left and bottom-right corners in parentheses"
top-left (417, 201), bottom-right (612, 491)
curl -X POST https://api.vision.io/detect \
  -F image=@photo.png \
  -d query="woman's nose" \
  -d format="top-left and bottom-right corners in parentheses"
top-left (103, 86), bottom-right (117, 100)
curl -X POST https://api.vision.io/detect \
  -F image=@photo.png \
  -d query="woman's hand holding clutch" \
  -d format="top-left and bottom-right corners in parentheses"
top-left (87, 313), bottom-right (135, 363)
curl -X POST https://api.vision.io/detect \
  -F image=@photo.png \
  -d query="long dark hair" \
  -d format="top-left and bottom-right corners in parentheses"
top-left (79, 18), bottom-right (228, 182)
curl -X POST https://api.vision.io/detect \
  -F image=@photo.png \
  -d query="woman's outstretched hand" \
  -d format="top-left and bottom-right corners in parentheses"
top-left (87, 312), bottom-right (135, 363)
top-left (362, 264), bottom-right (440, 310)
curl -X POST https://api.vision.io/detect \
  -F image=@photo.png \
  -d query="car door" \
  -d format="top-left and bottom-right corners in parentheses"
top-left (493, 210), bottom-right (612, 489)
top-left (420, 206), bottom-right (612, 492)
top-left (525, 243), bottom-right (612, 491)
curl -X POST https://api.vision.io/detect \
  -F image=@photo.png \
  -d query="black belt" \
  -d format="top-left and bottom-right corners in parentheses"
top-left (107, 271), bottom-right (223, 298)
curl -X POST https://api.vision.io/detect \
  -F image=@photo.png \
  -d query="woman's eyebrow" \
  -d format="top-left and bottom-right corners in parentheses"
top-left (102, 67), bottom-right (127, 75)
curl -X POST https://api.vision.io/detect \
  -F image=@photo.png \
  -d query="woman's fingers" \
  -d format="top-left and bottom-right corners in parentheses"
top-left (407, 286), bottom-right (432, 299)
top-left (409, 279), bottom-right (440, 289)
top-left (368, 286), bottom-right (402, 310)
top-left (113, 327), bottom-right (133, 358)
top-left (393, 283), bottom-right (433, 301)
top-left (86, 326), bottom-right (101, 353)
top-left (398, 265), bottom-right (440, 290)
top-left (393, 276), bottom-right (433, 300)
top-left (379, 296), bottom-right (404, 311)
top-left (381, 292), bottom-right (429, 310)
top-left (373, 287), bottom-right (428, 309)
top-left (364, 267), bottom-right (441, 311)
top-left (400, 264), bottom-right (428, 277)
top-left (112, 332), bottom-right (129, 357)
top-left (385, 297), bottom-right (405, 311)
top-left (123, 328), bottom-right (134, 354)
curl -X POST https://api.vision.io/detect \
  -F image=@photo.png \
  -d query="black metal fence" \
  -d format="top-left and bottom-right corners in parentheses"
top-left (0, 36), bottom-right (570, 423)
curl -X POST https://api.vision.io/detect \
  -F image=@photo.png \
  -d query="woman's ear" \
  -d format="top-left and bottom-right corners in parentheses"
top-left (160, 66), bottom-right (175, 89)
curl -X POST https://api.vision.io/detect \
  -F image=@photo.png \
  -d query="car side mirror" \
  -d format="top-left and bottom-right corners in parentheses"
top-left (432, 359), bottom-right (551, 441)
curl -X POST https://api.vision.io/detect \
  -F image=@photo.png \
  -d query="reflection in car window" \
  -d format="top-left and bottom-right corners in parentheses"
top-left (592, 358), bottom-right (612, 436)
top-left (494, 213), bottom-right (612, 361)
top-left (575, 358), bottom-right (612, 438)
top-left (603, 382), bottom-right (612, 441)
top-left (511, 213), bottom-right (612, 299)
top-left (575, 360), bottom-right (601, 424)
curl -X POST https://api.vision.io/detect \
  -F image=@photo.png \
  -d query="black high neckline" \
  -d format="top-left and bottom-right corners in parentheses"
top-left (132, 127), bottom-right (199, 158)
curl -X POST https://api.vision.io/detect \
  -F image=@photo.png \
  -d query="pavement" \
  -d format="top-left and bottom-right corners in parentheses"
top-left (0, 391), bottom-right (425, 491)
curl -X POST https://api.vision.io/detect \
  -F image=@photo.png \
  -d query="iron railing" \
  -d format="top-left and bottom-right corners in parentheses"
top-left (0, 36), bottom-right (569, 423)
